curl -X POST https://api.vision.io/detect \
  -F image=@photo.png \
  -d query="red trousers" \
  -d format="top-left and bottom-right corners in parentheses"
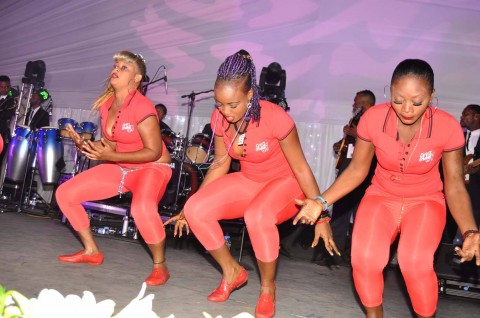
top-left (185, 172), bottom-right (304, 262)
top-left (351, 191), bottom-right (445, 317)
top-left (56, 163), bottom-right (171, 244)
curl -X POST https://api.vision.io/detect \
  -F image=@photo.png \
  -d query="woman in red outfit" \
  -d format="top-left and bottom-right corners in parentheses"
top-left (166, 50), bottom-right (339, 318)
top-left (56, 51), bottom-right (172, 286)
top-left (296, 59), bottom-right (480, 318)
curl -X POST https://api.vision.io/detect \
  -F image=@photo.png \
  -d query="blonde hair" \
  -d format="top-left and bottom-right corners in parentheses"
top-left (92, 51), bottom-right (147, 110)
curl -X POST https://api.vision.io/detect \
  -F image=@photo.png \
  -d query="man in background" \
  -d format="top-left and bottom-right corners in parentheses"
top-left (327, 89), bottom-right (377, 266)
top-left (155, 103), bottom-right (172, 132)
top-left (453, 104), bottom-right (480, 243)
top-left (26, 90), bottom-right (50, 130)
top-left (0, 75), bottom-right (16, 164)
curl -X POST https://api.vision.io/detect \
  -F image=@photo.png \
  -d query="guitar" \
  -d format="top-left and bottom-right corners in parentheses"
top-left (335, 107), bottom-right (363, 169)
top-left (463, 154), bottom-right (480, 184)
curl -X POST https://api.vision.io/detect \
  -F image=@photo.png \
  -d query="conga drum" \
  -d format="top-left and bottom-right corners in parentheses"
top-left (80, 121), bottom-right (97, 141)
top-left (6, 125), bottom-right (33, 183)
top-left (57, 118), bottom-right (78, 138)
top-left (35, 127), bottom-right (63, 184)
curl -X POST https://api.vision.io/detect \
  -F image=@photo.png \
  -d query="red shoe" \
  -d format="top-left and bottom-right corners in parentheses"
top-left (255, 292), bottom-right (276, 318)
top-left (58, 251), bottom-right (104, 265)
top-left (207, 267), bottom-right (248, 302)
top-left (145, 267), bottom-right (170, 286)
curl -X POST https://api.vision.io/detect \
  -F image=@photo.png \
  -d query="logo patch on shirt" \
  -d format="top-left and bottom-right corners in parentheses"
top-left (255, 141), bottom-right (269, 153)
top-left (418, 150), bottom-right (434, 163)
top-left (121, 123), bottom-right (134, 133)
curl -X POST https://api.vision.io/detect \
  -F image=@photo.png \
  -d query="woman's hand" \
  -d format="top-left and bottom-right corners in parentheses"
top-left (163, 210), bottom-right (190, 238)
top-left (292, 198), bottom-right (323, 226)
top-left (65, 123), bottom-right (85, 150)
top-left (455, 232), bottom-right (480, 265)
top-left (312, 222), bottom-right (340, 256)
top-left (81, 138), bottom-right (114, 161)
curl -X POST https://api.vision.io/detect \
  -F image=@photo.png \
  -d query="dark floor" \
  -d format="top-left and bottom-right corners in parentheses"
top-left (0, 207), bottom-right (479, 318)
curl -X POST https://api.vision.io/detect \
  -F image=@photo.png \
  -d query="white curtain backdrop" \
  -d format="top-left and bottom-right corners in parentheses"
top-left (2, 0), bottom-right (480, 190)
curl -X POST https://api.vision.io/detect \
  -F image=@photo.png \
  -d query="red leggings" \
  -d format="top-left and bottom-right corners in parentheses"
top-left (56, 163), bottom-right (172, 244)
top-left (351, 191), bottom-right (446, 317)
top-left (184, 172), bottom-right (304, 262)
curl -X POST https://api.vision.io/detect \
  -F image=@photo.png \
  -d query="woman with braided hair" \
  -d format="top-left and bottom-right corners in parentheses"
top-left (165, 50), bottom-right (338, 318)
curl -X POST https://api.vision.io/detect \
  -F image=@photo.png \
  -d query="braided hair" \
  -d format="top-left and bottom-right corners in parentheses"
top-left (216, 49), bottom-right (261, 123)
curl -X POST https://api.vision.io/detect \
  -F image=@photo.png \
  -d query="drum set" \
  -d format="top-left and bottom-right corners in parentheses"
top-left (159, 129), bottom-right (214, 211)
top-left (3, 118), bottom-right (97, 208)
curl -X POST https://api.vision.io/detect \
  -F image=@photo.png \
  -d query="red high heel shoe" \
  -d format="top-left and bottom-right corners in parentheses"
top-left (58, 251), bottom-right (104, 265)
top-left (255, 287), bottom-right (276, 318)
top-left (207, 267), bottom-right (248, 302)
top-left (145, 266), bottom-right (170, 286)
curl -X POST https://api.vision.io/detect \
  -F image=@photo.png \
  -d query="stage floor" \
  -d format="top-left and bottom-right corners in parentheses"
top-left (0, 211), bottom-right (478, 318)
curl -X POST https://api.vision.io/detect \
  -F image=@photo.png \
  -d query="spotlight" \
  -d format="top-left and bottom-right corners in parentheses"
top-left (22, 60), bottom-right (46, 84)
top-left (258, 62), bottom-right (289, 112)
top-left (8, 86), bottom-right (19, 98)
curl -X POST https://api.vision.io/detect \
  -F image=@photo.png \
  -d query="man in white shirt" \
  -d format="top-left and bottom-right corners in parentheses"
top-left (456, 104), bottom-right (480, 242)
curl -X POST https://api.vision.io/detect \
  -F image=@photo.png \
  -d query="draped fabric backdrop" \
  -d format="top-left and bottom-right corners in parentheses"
top-left (1, 0), bottom-right (480, 190)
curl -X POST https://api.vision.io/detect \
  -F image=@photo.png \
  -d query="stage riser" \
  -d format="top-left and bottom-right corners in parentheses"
top-left (435, 243), bottom-right (480, 300)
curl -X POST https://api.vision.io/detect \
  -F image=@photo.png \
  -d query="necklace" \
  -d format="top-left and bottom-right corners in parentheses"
top-left (396, 114), bottom-right (424, 176)
top-left (234, 120), bottom-right (249, 146)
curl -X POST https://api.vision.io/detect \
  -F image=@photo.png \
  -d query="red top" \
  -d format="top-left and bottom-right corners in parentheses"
top-left (357, 103), bottom-right (464, 198)
top-left (99, 90), bottom-right (166, 164)
top-left (211, 100), bottom-right (295, 182)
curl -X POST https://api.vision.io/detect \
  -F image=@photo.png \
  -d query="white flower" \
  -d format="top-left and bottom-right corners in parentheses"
top-left (28, 288), bottom-right (115, 318)
top-left (113, 283), bottom-right (159, 318)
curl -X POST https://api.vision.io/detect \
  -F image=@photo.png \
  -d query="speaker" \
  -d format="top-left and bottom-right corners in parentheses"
top-left (435, 243), bottom-right (480, 299)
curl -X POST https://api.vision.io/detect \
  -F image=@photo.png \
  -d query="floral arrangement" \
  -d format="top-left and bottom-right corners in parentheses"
top-left (0, 283), bottom-right (253, 318)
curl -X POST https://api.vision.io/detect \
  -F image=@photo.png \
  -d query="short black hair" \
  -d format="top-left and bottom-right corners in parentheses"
top-left (357, 89), bottom-right (376, 106)
top-left (466, 104), bottom-right (480, 115)
top-left (0, 75), bottom-right (11, 83)
top-left (155, 103), bottom-right (167, 115)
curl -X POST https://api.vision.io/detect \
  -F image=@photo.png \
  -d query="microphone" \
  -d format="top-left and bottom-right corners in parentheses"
top-left (164, 68), bottom-right (168, 94)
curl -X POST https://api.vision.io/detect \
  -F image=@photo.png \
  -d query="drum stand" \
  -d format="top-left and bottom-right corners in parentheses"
top-left (0, 130), bottom-right (36, 212)
top-left (168, 90), bottom-right (213, 213)
top-left (0, 79), bottom-right (36, 204)
top-left (19, 135), bottom-right (53, 214)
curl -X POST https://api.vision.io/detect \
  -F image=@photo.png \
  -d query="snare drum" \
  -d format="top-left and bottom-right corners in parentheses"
top-left (80, 121), bottom-right (97, 141)
top-left (35, 127), bottom-right (63, 184)
top-left (185, 133), bottom-right (213, 164)
top-left (6, 125), bottom-right (34, 182)
top-left (58, 118), bottom-right (78, 138)
top-left (161, 129), bottom-right (184, 157)
top-left (159, 158), bottom-right (203, 209)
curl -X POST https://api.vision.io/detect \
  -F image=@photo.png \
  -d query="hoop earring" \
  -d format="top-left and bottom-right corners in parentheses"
top-left (431, 96), bottom-right (438, 107)
top-left (383, 84), bottom-right (390, 102)
top-left (247, 102), bottom-right (252, 109)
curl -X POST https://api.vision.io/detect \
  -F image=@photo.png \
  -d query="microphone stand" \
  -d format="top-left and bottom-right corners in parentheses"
top-left (170, 89), bottom-right (213, 213)
top-left (142, 76), bottom-right (166, 95)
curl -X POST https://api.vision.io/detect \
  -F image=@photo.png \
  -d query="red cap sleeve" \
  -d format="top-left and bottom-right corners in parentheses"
top-left (266, 101), bottom-right (295, 140)
top-left (443, 114), bottom-right (465, 152)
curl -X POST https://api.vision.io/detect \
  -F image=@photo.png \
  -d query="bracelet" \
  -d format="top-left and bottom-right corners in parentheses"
top-left (316, 216), bottom-right (331, 225)
top-left (462, 229), bottom-right (480, 241)
top-left (314, 196), bottom-right (329, 211)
